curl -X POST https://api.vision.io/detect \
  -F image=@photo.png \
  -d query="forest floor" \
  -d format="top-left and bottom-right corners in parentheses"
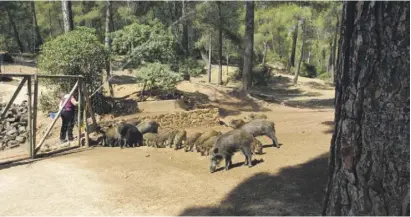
top-left (0, 61), bottom-right (335, 215)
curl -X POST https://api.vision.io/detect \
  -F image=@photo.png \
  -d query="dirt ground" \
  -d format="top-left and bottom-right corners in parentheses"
top-left (0, 62), bottom-right (335, 215)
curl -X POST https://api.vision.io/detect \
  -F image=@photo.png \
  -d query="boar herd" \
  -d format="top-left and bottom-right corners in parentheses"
top-left (96, 113), bottom-right (280, 173)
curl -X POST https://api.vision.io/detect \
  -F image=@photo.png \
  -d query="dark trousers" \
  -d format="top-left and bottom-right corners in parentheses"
top-left (60, 110), bottom-right (75, 141)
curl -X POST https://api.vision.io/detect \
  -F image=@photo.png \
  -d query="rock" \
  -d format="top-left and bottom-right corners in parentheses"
top-left (19, 132), bottom-right (28, 138)
top-left (7, 117), bottom-right (16, 123)
top-left (5, 111), bottom-right (13, 118)
top-left (18, 126), bottom-right (26, 133)
top-left (6, 128), bottom-right (17, 136)
top-left (5, 135), bottom-right (16, 141)
top-left (7, 140), bottom-right (19, 148)
top-left (15, 136), bottom-right (26, 143)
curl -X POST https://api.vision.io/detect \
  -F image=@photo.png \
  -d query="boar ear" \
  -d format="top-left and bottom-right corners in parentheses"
top-left (213, 148), bottom-right (219, 154)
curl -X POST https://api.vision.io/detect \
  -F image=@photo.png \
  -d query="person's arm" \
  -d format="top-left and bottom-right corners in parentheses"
top-left (70, 96), bottom-right (79, 106)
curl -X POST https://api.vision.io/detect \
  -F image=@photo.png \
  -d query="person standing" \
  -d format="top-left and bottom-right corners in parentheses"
top-left (59, 92), bottom-right (78, 144)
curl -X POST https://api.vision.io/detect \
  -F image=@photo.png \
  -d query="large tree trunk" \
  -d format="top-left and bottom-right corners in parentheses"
top-left (104, 0), bottom-right (113, 97)
top-left (207, 34), bottom-right (212, 83)
top-left (6, 8), bottom-right (24, 53)
top-left (104, 0), bottom-right (113, 49)
top-left (322, 2), bottom-right (410, 216)
top-left (331, 14), bottom-right (340, 85)
top-left (48, 7), bottom-right (53, 38)
top-left (287, 21), bottom-right (299, 72)
top-left (31, 1), bottom-right (43, 51)
top-left (182, 0), bottom-right (189, 57)
top-left (293, 30), bottom-right (304, 85)
top-left (61, 0), bottom-right (74, 33)
top-left (262, 41), bottom-right (267, 66)
top-left (241, 1), bottom-right (254, 92)
top-left (217, 1), bottom-right (223, 85)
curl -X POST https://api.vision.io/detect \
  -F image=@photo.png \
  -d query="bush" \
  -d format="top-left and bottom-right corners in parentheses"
top-left (135, 62), bottom-right (183, 93)
top-left (111, 21), bottom-right (176, 69)
top-left (300, 62), bottom-right (317, 78)
top-left (37, 27), bottom-right (107, 113)
top-left (178, 58), bottom-right (206, 78)
top-left (38, 27), bottom-right (106, 92)
top-left (318, 71), bottom-right (330, 80)
top-left (252, 64), bottom-right (273, 87)
top-left (38, 88), bottom-right (60, 113)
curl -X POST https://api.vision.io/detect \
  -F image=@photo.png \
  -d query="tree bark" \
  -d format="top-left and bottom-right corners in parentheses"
top-left (6, 8), bottom-right (24, 53)
top-left (226, 54), bottom-right (229, 78)
top-left (331, 13), bottom-right (340, 85)
top-left (207, 33), bottom-right (212, 83)
top-left (48, 8), bottom-right (53, 38)
top-left (217, 1), bottom-right (223, 85)
top-left (293, 27), bottom-right (304, 85)
top-left (287, 20), bottom-right (299, 71)
top-left (322, 2), bottom-right (410, 215)
top-left (182, 0), bottom-right (189, 57)
top-left (328, 47), bottom-right (333, 81)
top-left (105, 0), bottom-right (113, 49)
top-left (31, 1), bottom-right (43, 51)
top-left (307, 49), bottom-right (311, 64)
top-left (61, 0), bottom-right (74, 33)
top-left (262, 41), bottom-right (268, 66)
top-left (241, 1), bottom-right (254, 92)
top-left (104, 0), bottom-right (113, 97)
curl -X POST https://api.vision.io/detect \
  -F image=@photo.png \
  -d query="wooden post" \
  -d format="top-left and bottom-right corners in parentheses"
top-left (32, 75), bottom-right (38, 158)
top-left (26, 76), bottom-right (34, 158)
top-left (82, 82), bottom-right (97, 128)
top-left (35, 81), bottom-right (79, 154)
top-left (77, 79), bottom-right (82, 147)
top-left (0, 77), bottom-right (27, 121)
top-left (82, 82), bottom-right (90, 147)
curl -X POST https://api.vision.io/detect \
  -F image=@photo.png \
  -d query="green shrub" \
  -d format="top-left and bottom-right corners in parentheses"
top-left (252, 64), bottom-right (273, 87)
top-left (317, 71), bottom-right (330, 80)
top-left (38, 88), bottom-right (60, 113)
top-left (300, 62), bottom-right (317, 78)
top-left (135, 62), bottom-right (182, 93)
top-left (38, 27), bottom-right (106, 92)
top-left (178, 58), bottom-right (206, 77)
top-left (37, 27), bottom-right (107, 113)
top-left (111, 21), bottom-right (176, 69)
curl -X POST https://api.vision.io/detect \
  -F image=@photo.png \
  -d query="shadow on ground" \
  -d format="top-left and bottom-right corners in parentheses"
top-left (109, 75), bottom-right (138, 85)
top-left (285, 99), bottom-right (335, 109)
top-left (0, 146), bottom-right (92, 171)
top-left (321, 121), bottom-right (335, 134)
top-left (192, 83), bottom-right (271, 117)
top-left (179, 153), bottom-right (329, 216)
top-left (248, 75), bottom-right (335, 110)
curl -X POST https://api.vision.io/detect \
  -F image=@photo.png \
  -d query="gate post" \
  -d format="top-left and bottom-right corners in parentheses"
top-left (27, 76), bottom-right (34, 158)
top-left (32, 75), bottom-right (38, 158)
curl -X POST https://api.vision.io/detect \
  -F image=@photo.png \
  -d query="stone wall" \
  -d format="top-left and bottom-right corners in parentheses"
top-left (100, 108), bottom-right (220, 130)
top-left (0, 102), bottom-right (29, 151)
top-left (140, 108), bottom-right (220, 129)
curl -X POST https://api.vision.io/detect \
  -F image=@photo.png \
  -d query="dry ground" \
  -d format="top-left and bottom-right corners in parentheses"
top-left (0, 62), bottom-right (335, 215)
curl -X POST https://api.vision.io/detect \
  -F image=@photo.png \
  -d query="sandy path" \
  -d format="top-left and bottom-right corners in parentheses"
top-left (0, 105), bottom-right (333, 215)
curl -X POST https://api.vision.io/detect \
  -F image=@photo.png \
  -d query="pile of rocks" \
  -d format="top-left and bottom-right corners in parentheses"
top-left (0, 101), bottom-right (29, 151)
top-left (150, 108), bottom-right (220, 129)
top-left (98, 108), bottom-right (220, 131)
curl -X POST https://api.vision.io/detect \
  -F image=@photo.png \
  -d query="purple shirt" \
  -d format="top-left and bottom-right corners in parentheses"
top-left (60, 95), bottom-right (74, 112)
